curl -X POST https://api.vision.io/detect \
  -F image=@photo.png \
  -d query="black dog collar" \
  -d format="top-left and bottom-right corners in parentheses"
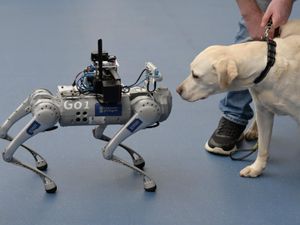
top-left (253, 39), bottom-right (277, 84)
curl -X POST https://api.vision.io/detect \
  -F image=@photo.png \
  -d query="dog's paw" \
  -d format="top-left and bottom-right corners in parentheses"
top-left (239, 165), bottom-right (262, 177)
top-left (244, 129), bottom-right (258, 141)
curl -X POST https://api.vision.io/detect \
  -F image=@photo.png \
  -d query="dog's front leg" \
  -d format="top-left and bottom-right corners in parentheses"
top-left (240, 105), bottom-right (274, 177)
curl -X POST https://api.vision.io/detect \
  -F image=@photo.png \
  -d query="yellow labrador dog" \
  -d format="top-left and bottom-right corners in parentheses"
top-left (177, 20), bottom-right (300, 178)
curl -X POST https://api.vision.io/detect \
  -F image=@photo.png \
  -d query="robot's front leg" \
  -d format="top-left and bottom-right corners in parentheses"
top-left (101, 134), bottom-right (146, 169)
top-left (93, 125), bottom-right (145, 169)
top-left (2, 101), bottom-right (60, 193)
top-left (102, 97), bottom-right (161, 192)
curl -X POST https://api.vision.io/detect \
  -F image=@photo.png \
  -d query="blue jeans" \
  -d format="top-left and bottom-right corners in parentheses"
top-left (219, 0), bottom-right (271, 126)
top-left (219, 19), bottom-right (253, 126)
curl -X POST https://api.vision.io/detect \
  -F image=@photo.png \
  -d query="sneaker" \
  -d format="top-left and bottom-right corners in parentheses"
top-left (205, 117), bottom-right (246, 155)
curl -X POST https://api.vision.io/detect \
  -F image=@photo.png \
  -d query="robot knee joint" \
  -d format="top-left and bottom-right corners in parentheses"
top-left (2, 152), bottom-right (12, 162)
top-left (0, 127), bottom-right (7, 139)
top-left (102, 148), bottom-right (113, 160)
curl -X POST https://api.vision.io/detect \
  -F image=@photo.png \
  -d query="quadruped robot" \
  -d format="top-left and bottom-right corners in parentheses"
top-left (0, 39), bottom-right (172, 193)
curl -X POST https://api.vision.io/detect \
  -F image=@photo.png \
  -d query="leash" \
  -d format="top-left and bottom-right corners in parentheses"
top-left (253, 20), bottom-right (277, 84)
top-left (229, 141), bottom-right (258, 161)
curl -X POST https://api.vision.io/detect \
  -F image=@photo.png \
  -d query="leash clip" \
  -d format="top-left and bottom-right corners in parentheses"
top-left (262, 19), bottom-right (273, 41)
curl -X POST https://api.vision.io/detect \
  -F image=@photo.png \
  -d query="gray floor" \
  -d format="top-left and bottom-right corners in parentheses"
top-left (0, 1), bottom-right (300, 225)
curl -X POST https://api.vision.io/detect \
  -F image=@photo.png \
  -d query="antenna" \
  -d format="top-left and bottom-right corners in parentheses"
top-left (98, 39), bottom-right (103, 77)
top-left (93, 39), bottom-right (103, 94)
top-left (91, 38), bottom-right (122, 103)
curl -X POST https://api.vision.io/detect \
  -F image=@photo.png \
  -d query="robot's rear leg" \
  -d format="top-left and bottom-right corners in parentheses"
top-left (4, 135), bottom-right (48, 171)
top-left (0, 95), bottom-right (48, 170)
top-left (2, 103), bottom-right (60, 193)
top-left (8, 157), bottom-right (57, 193)
top-left (0, 97), bottom-right (31, 139)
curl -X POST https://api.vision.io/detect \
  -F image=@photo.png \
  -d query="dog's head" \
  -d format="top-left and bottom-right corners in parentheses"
top-left (177, 45), bottom-right (238, 102)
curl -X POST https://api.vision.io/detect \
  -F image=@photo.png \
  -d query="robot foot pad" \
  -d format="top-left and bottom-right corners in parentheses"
top-left (143, 176), bottom-right (156, 192)
top-left (36, 160), bottom-right (48, 171)
top-left (134, 158), bottom-right (145, 170)
top-left (45, 181), bottom-right (57, 193)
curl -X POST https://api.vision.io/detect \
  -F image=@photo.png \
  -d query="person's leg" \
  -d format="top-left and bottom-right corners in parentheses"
top-left (220, 90), bottom-right (254, 126)
top-left (205, 0), bottom-right (272, 155)
top-left (205, 19), bottom-right (254, 155)
top-left (221, 18), bottom-right (254, 124)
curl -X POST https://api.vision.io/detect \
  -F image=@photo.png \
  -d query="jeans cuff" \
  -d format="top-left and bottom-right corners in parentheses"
top-left (223, 114), bottom-right (248, 126)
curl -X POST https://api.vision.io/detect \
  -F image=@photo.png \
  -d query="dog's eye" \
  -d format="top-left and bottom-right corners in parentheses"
top-left (192, 71), bottom-right (200, 79)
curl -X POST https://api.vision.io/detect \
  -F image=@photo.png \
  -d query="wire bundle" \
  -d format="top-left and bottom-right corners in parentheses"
top-left (72, 65), bottom-right (96, 94)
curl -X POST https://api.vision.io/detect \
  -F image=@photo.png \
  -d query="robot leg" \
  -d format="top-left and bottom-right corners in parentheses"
top-left (2, 101), bottom-right (60, 193)
top-left (0, 93), bottom-right (49, 170)
top-left (93, 125), bottom-right (145, 169)
top-left (0, 97), bottom-right (31, 139)
top-left (102, 98), bottom-right (161, 192)
top-left (100, 134), bottom-right (145, 169)
top-left (2, 135), bottom-right (49, 171)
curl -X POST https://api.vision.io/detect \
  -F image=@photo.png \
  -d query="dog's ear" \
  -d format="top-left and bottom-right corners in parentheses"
top-left (214, 58), bottom-right (238, 89)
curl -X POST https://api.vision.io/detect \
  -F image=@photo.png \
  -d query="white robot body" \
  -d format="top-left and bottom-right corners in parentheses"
top-left (57, 85), bottom-right (171, 127)
top-left (0, 51), bottom-right (172, 193)
top-left (57, 86), bottom-right (132, 126)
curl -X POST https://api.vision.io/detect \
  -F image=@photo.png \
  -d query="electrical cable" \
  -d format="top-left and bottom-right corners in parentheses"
top-left (73, 65), bottom-right (156, 98)
top-left (72, 71), bottom-right (83, 87)
top-left (122, 69), bottom-right (147, 92)
top-left (146, 79), bottom-right (157, 93)
top-left (146, 122), bottom-right (160, 129)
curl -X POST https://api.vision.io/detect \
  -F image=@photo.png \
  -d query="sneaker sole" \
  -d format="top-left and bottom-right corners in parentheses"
top-left (204, 141), bottom-right (237, 155)
top-left (204, 133), bottom-right (244, 156)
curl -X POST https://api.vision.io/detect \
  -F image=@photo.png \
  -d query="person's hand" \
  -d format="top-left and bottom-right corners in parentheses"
top-left (261, 0), bottom-right (293, 28)
top-left (243, 10), bottom-right (268, 40)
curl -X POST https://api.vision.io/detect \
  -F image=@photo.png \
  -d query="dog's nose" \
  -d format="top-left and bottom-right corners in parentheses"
top-left (176, 86), bottom-right (183, 95)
